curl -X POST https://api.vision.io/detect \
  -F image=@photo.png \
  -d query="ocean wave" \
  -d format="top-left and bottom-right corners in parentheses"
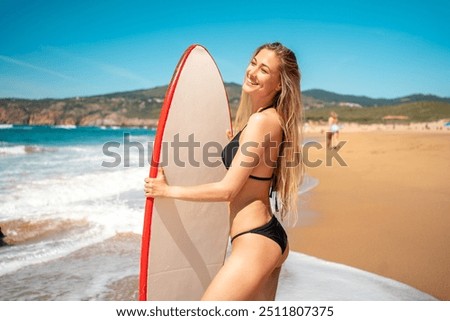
top-left (99, 126), bottom-right (124, 130)
top-left (97, 126), bottom-right (130, 130)
top-left (0, 143), bottom-right (103, 157)
top-left (0, 218), bottom-right (89, 245)
top-left (0, 220), bottom-right (110, 277)
top-left (0, 145), bottom-right (27, 155)
top-left (0, 197), bottom-right (143, 276)
top-left (0, 145), bottom-right (57, 155)
top-left (53, 125), bottom-right (77, 129)
top-left (0, 167), bottom-right (146, 219)
top-left (0, 124), bottom-right (14, 129)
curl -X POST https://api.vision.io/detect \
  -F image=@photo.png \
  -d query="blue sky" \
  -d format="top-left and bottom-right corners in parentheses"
top-left (1, 0), bottom-right (449, 99)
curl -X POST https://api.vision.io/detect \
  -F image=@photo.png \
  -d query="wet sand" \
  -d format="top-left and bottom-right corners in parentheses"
top-left (0, 233), bottom-right (141, 300)
top-left (288, 129), bottom-right (450, 300)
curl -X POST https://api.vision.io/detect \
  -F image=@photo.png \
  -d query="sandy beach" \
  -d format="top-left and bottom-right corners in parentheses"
top-left (1, 124), bottom-right (448, 301)
top-left (289, 125), bottom-right (450, 300)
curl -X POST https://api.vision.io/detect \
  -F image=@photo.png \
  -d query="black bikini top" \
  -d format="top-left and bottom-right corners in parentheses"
top-left (221, 105), bottom-right (274, 181)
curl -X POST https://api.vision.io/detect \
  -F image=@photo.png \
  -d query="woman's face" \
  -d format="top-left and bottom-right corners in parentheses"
top-left (242, 48), bottom-right (282, 101)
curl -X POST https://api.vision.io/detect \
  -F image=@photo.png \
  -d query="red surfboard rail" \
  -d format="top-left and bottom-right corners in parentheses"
top-left (139, 45), bottom-right (198, 301)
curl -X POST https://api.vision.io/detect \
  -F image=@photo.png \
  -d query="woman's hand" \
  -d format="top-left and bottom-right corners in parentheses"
top-left (144, 167), bottom-right (168, 198)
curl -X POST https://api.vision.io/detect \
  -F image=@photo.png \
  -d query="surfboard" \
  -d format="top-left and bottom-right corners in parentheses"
top-left (139, 45), bottom-right (232, 301)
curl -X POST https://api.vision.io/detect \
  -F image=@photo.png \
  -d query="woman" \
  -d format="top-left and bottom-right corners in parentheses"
top-left (328, 111), bottom-right (340, 149)
top-left (144, 42), bottom-right (303, 300)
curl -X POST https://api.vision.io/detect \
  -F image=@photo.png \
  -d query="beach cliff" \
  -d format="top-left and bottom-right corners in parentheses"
top-left (1, 85), bottom-right (449, 127)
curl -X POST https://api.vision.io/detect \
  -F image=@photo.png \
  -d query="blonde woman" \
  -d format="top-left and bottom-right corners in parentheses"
top-left (145, 42), bottom-right (303, 300)
top-left (328, 111), bottom-right (340, 149)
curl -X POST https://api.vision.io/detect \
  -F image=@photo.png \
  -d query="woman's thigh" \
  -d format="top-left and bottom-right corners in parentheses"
top-left (201, 233), bottom-right (284, 300)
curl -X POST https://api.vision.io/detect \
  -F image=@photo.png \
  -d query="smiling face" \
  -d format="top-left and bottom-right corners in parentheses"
top-left (242, 48), bottom-right (282, 106)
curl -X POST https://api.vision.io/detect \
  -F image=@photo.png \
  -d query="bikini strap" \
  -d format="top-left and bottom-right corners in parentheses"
top-left (270, 175), bottom-right (280, 212)
top-left (257, 104), bottom-right (274, 113)
top-left (249, 174), bottom-right (273, 181)
top-left (238, 105), bottom-right (273, 134)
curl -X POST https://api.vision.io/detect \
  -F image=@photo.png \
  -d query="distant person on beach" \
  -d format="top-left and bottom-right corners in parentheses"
top-left (327, 111), bottom-right (340, 149)
top-left (145, 42), bottom-right (303, 300)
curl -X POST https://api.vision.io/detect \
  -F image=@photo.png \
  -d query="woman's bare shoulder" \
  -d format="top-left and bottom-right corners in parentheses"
top-left (245, 111), bottom-right (282, 138)
top-left (248, 110), bottom-right (280, 128)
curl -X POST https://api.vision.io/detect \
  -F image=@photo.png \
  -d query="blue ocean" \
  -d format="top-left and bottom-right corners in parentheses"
top-left (0, 124), bottom-right (318, 300)
top-left (0, 125), bottom-right (155, 300)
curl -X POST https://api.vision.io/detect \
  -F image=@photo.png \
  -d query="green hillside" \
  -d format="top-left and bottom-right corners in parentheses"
top-left (1, 85), bottom-right (449, 126)
top-left (303, 89), bottom-right (450, 107)
top-left (304, 101), bottom-right (450, 124)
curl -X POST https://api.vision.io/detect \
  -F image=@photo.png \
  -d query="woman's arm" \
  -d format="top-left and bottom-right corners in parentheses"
top-left (144, 113), bottom-right (278, 202)
top-left (144, 167), bottom-right (236, 202)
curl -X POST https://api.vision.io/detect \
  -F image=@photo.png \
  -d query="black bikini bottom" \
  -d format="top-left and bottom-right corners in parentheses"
top-left (230, 215), bottom-right (288, 253)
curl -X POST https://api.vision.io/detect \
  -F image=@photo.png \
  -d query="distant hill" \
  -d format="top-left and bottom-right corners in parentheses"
top-left (304, 101), bottom-right (450, 124)
top-left (1, 84), bottom-right (449, 126)
top-left (303, 89), bottom-right (450, 108)
top-left (0, 83), bottom-right (243, 127)
top-left (88, 82), bottom-right (242, 104)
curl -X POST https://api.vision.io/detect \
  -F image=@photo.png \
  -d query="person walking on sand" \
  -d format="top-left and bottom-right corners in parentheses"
top-left (145, 42), bottom-right (303, 300)
top-left (328, 111), bottom-right (340, 149)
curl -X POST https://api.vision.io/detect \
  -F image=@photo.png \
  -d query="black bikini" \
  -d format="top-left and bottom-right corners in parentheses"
top-left (221, 129), bottom-right (273, 181)
top-left (221, 106), bottom-right (288, 253)
top-left (230, 215), bottom-right (287, 253)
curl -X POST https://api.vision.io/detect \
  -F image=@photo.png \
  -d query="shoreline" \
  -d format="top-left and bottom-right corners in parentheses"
top-left (289, 129), bottom-right (450, 300)
top-left (303, 120), bottom-right (450, 134)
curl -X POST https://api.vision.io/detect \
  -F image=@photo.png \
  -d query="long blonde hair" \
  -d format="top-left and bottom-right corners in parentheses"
top-left (235, 42), bottom-right (304, 225)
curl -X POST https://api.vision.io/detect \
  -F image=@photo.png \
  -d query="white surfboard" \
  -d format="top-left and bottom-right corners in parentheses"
top-left (139, 45), bottom-right (232, 300)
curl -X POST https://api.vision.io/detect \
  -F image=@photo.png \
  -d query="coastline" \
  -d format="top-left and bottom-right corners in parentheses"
top-left (289, 126), bottom-right (450, 300)
top-left (1, 123), bottom-right (448, 300)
